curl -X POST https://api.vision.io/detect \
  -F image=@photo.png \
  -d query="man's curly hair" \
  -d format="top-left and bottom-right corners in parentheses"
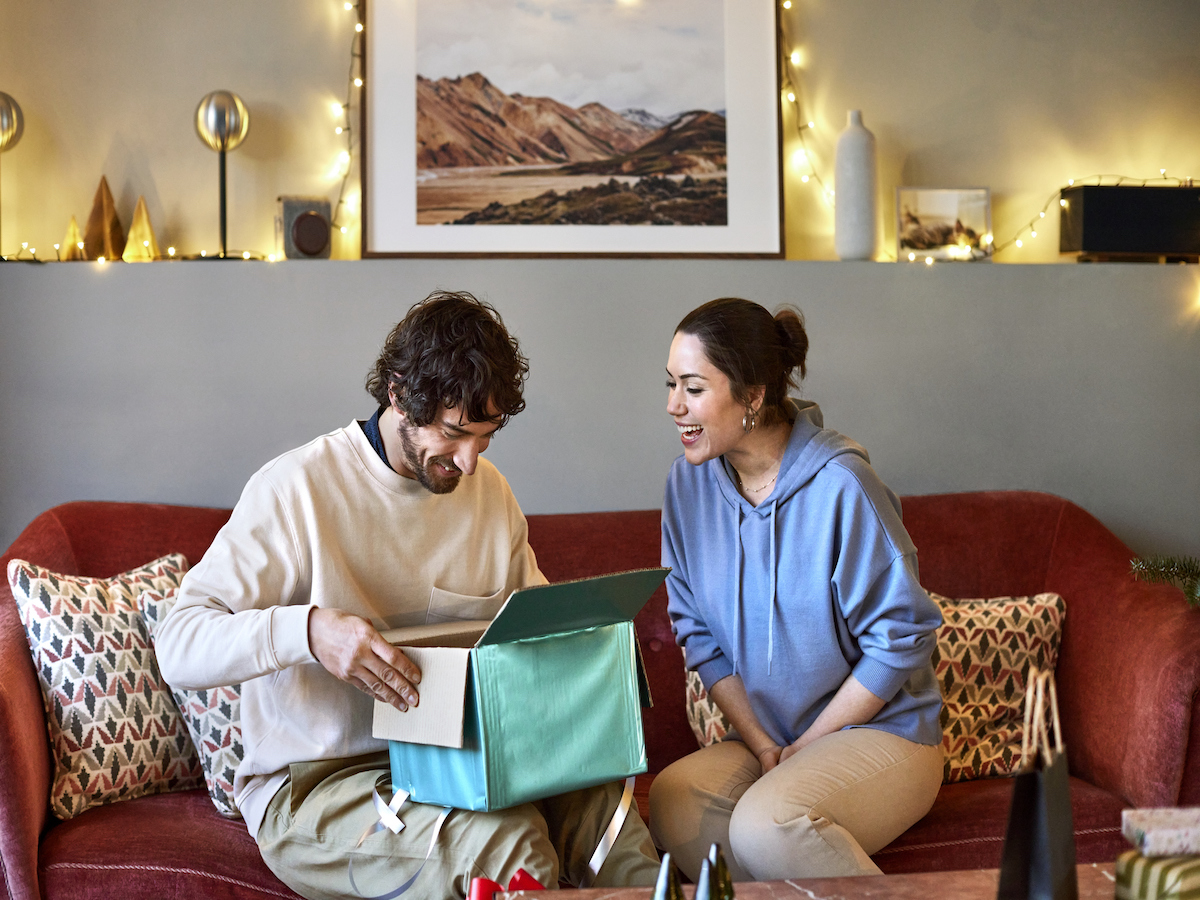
top-left (365, 291), bottom-right (529, 428)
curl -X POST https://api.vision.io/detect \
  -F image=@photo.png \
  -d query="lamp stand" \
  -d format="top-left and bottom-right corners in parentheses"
top-left (219, 148), bottom-right (227, 259)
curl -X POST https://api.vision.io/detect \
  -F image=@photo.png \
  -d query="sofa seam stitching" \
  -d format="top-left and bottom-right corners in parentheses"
top-left (40, 862), bottom-right (296, 899)
top-left (873, 825), bottom-right (1120, 855)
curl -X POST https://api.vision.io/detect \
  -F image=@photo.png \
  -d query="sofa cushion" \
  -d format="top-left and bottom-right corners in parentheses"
top-left (681, 591), bottom-right (1066, 786)
top-left (140, 588), bottom-right (244, 819)
top-left (932, 591), bottom-right (1065, 783)
top-left (7, 554), bottom-right (201, 819)
top-left (37, 788), bottom-right (301, 900)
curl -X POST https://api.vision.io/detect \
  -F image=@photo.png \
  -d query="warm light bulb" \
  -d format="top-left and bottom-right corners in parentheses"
top-left (21, 242), bottom-right (27, 249)
top-left (983, 233), bottom-right (993, 245)
top-left (1039, 211), bottom-right (1045, 218)
top-left (344, 1), bottom-right (352, 8)
top-left (1161, 168), bottom-right (1167, 176)
top-left (924, 257), bottom-right (933, 266)
top-left (801, 174), bottom-right (810, 183)
top-left (332, 101), bottom-right (343, 116)
top-left (1068, 179), bottom-right (1074, 186)
top-left (340, 225), bottom-right (348, 234)
top-left (792, 148), bottom-right (807, 166)
top-left (143, 240), bottom-right (149, 248)
top-left (339, 151), bottom-right (351, 164)
top-left (790, 50), bottom-right (801, 66)
top-left (1030, 230), bottom-right (1037, 238)
top-left (335, 126), bottom-right (344, 135)
top-left (355, 22), bottom-right (363, 32)
top-left (354, 77), bottom-right (363, 87)
top-left (168, 247), bottom-right (176, 256)
top-left (268, 254), bottom-right (276, 262)
top-left (29, 248), bottom-right (36, 255)
top-left (77, 242), bottom-right (84, 250)
top-left (908, 252), bottom-right (916, 261)
top-left (786, 91), bottom-right (795, 103)
top-left (243, 251), bottom-right (251, 259)
top-left (1015, 239), bottom-right (1023, 248)
top-left (97, 256), bottom-right (106, 264)
top-left (1060, 199), bottom-right (1068, 208)
top-left (807, 120), bottom-right (814, 129)
top-left (54, 243), bottom-right (60, 250)
top-left (200, 250), bottom-right (207, 257)
top-left (782, 0), bottom-right (792, 7)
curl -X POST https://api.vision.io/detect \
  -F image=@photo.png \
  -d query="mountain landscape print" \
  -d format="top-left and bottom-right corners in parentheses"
top-left (416, 0), bottom-right (726, 226)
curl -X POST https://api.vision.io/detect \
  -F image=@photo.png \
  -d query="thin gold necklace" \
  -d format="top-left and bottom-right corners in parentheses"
top-left (733, 466), bottom-right (778, 493)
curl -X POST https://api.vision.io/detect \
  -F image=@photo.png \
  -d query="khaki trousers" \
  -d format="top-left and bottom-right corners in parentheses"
top-left (257, 752), bottom-right (660, 900)
top-left (648, 729), bottom-right (943, 881)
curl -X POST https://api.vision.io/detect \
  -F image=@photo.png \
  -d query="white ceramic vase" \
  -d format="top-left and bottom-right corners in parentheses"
top-left (834, 109), bottom-right (878, 260)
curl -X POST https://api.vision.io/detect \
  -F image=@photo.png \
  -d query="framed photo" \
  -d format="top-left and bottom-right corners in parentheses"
top-left (363, 0), bottom-right (782, 257)
top-left (896, 188), bottom-right (992, 261)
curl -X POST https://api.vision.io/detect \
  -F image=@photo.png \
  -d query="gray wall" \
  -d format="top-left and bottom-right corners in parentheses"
top-left (2, 260), bottom-right (1197, 559)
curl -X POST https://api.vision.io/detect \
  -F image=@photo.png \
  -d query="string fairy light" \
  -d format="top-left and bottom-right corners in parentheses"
top-left (330, 1), bottom-right (365, 243)
top-left (777, 2), bottom-right (832, 206)
top-left (994, 172), bottom-right (1194, 255)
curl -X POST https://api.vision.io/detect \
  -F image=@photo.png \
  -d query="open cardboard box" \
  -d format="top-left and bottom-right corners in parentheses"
top-left (372, 567), bottom-right (667, 811)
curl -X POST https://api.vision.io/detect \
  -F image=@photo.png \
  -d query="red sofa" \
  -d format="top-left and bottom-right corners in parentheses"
top-left (3, 491), bottom-right (1199, 899)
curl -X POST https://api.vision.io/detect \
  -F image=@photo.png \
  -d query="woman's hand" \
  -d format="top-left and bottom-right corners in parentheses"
top-left (756, 744), bottom-right (783, 773)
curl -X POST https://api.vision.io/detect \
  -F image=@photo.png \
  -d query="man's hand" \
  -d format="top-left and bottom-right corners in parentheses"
top-left (308, 607), bottom-right (422, 711)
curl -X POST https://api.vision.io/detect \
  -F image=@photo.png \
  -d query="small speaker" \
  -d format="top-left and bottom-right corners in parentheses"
top-left (1059, 186), bottom-right (1200, 261)
top-left (277, 196), bottom-right (332, 259)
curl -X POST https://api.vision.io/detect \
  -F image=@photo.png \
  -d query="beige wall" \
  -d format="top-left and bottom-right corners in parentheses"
top-left (2, 2), bottom-right (1198, 260)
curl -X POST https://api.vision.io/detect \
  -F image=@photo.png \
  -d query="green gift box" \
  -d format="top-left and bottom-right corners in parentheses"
top-left (1116, 849), bottom-right (1200, 900)
top-left (372, 568), bottom-right (667, 811)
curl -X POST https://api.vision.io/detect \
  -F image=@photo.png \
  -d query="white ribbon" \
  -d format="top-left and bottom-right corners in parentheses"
top-left (586, 776), bottom-right (637, 884)
top-left (348, 775), bottom-right (452, 899)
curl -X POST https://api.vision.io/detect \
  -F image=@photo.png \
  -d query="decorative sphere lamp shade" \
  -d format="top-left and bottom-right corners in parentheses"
top-left (0, 91), bottom-right (24, 259)
top-left (195, 90), bottom-right (249, 152)
top-left (195, 90), bottom-right (250, 258)
top-left (0, 92), bottom-right (23, 153)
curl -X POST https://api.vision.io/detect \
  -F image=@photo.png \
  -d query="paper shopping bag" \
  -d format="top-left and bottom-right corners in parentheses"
top-left (996, 669), bottom-right (1079, 900)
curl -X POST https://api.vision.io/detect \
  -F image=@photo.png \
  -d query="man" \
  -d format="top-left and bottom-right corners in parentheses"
top-left (157, 291), bottom-right (659, 900)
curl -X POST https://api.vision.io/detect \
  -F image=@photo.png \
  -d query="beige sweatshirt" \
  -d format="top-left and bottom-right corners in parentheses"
top-left (156, 421), bottom-right (545, 837)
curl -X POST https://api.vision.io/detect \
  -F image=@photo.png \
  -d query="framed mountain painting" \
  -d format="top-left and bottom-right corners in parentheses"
top-left (362, 0), bottom-right (782, 257)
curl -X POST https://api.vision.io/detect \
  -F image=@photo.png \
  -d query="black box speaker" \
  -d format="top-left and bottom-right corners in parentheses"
top-left (277, 196), bottom-right (332, 259)
top-left (1059, 185), bottom-right (1200, 261)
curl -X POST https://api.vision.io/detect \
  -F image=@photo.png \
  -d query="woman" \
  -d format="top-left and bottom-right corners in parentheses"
top-left (649, 297), bottom-right (943, 882)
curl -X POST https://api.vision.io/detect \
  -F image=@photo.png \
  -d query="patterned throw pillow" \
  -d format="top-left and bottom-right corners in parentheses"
top-left (681, 591), bottom-right (1066, 785)
top-left (932, 591), bottom-right (1065, 783)
top-left (685, 669), bottom-right (731, 747)
top-left (139, 588), bottom-right (243, 818)
top-left (8, 555), bottom-right (202, 819)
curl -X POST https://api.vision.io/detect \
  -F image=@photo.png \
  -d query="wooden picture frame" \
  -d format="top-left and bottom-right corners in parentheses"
top-left (362, 0), bottom-right (782, 258)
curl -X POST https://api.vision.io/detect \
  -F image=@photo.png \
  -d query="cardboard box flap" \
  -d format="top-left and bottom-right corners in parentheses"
top-left (379, 620), bottom-right (491, 648)
top-left (372, 646), bottom-right (471, 748)
top-left (478, 567), bottom-right (668, 646)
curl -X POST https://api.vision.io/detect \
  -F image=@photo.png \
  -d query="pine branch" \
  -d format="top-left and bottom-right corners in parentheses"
top-left (1131, 555), bottom-right (1200, 607)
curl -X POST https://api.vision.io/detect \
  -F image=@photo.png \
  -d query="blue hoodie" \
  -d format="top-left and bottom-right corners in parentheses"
top-left (661, 400), bottom-right (943, 748)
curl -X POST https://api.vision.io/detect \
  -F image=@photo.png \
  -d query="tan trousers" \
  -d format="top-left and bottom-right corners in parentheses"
top-left (648, 729), bottom-right (943, 881)
top-left (257, 752), bottom-right (660, 900)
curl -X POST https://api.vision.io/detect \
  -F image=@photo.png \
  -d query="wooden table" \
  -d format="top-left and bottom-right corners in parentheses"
top-left (497, 862), bottom-right (1116, 898)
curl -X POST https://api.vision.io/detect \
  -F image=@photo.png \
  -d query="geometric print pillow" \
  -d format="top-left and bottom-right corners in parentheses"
top-left (930, 591), bottom-right (1066, 783)
top-left (7, 554), bottom-right (202, 820)
top-left (138, 588), bottom-right (243, 818)
top-left (685, 668), bottom-right (732, 748)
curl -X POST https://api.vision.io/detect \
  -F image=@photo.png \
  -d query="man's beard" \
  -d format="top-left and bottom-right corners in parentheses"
top-left (397, 419), bottom-right (462, 494)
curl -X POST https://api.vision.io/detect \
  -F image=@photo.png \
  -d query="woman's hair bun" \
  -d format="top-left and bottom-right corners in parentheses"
top-left (774, 306), bottom-right (809, 380)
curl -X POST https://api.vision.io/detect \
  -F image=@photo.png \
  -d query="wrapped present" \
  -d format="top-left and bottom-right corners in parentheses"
top-left (1115, 848), bottom-right (1200, 900)
top-left (1125, 808), bottom-right (1200, 858)
top-left (373, 568), bottom-right (665, 811)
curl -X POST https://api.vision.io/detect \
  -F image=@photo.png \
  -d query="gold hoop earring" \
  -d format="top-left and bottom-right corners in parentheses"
top-left (742, 407), bottom-right (757, 433)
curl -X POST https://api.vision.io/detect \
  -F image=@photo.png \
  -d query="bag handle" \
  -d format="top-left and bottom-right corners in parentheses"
top-left (1019, 668), bottom-right (1064, 771)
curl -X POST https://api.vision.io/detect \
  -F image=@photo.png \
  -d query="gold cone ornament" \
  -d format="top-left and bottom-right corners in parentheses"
top-left (83, 176), bottom-right (125, 261)
top-left (61, 216), bottom-right (85, 261)
top-left (122, 197), bottom-right (160, 261)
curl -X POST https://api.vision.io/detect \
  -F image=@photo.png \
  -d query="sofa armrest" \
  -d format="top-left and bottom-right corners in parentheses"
top-left (1047, 500), bottom-right (1200, 808)
top-left (1, 509), bottom-right (79, 900)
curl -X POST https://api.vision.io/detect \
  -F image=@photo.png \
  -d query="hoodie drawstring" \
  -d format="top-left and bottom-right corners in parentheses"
top-left (767, 503), bottom-right (778, 675)
top-left (733, 504), bottom-right (743, 676)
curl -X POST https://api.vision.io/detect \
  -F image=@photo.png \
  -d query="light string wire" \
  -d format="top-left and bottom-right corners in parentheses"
top-left (331, 2), bottom-right (364, 240)
top-left (994, 172), bottom-right (1191, 255)
top-left (777, 5), bottom-right (832, 207)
